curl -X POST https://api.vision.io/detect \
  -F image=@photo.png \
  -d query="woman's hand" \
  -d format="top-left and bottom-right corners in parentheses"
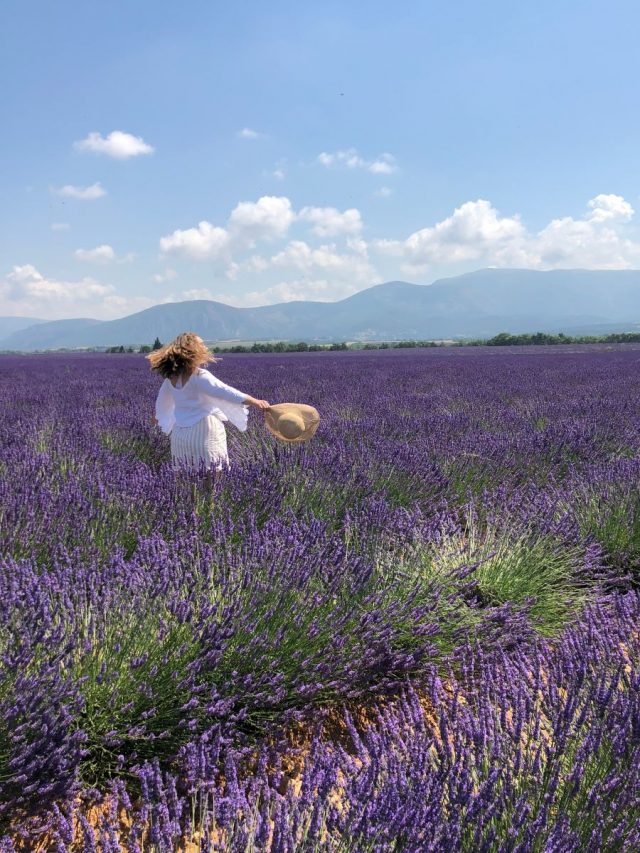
top-left (245, 396), bottom-right (270, 410)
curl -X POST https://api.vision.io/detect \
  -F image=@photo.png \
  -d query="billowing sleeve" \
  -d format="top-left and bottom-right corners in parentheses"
top-left (198, 370), bottom-right (249, 432)
top-left (199, 370), bottom-right (247, 404)
top-left (155, 379), bottom-right (175, 434)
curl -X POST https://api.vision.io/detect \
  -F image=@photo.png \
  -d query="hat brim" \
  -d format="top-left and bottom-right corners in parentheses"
top-left (264, 403), bottom-right (320, 443)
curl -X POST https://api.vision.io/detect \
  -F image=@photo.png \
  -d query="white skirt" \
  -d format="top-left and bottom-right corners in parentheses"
top-left (170, 414), bottom-right (229, 471)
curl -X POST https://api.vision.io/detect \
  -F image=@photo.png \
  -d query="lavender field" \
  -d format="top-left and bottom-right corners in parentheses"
top-left (2, 346), bottom-right (640, 852)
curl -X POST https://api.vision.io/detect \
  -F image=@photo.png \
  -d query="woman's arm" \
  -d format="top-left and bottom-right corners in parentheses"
top-left (243, 395), bottom-right (270, 410)
top-left (199, 371), bottom-right (269, 409)
top-left (155, 379), bottom-right (176, 434)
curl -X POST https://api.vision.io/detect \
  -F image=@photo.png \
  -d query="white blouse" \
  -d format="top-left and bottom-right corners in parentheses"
top-left (155, 368), bottom-right (248, 435)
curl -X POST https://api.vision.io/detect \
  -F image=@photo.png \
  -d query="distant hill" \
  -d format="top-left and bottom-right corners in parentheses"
top-left (0, 316), bottom-right (45, 339)
top-left (0, 318), bottom-right (104, 351)
top-left (3, 268), bottom-right (640, 351)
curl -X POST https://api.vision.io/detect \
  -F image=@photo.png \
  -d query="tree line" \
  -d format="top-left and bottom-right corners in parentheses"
top-left (104, 331), bottom-right (640, 354)
top-left (106, 337), bottom-right (163, 354)
top-left (465, 331), bottom-right (640, 346)
top-left (106, 339), bottom-right (349, 354)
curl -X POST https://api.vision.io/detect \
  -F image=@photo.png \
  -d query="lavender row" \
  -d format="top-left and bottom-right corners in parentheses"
top-left (2, 348), bottom-right (640, 845)
top-left (5, 591), bottom-right (639, 852)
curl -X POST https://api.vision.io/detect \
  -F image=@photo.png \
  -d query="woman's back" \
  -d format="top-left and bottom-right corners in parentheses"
top-left (157, 367), bottom-right (249, 433)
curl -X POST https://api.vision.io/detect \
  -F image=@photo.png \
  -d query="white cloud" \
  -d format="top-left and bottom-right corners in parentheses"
top-left (317, 148), bottom-right (398, 174)
top-left (533, 216), bottom-right (639, 269)
top-left (262, 278), bottom-right (359, 303)
top-left (299, 206), bottom-right (363, 237)
top-left (237, 127), bottom-right (263, 139)
top-left (152, 268), bottom-right (178, 283)
top-left (374, 199), bottom-right (525, 273)
top-left (160, 196), bottom-right (295, 261)
top-left (160, 221), bottom-right (231, 260)
top-left (226, 255), bottom-right (269, 280)
top-left (587, 193), bottom-right (634, 223)
top-left (100, 294), bottom-right (156, 314)
top-left (346, 236), bottom-right (369, 255)
top-left (512, 195), bottom-right (639, 269)
top-left (1, 264), bottom-right (113, 315)
top-left (156, 191), bottom-right (640, 305)
top-left (74, 245), bottom-right (135, 265)
top-left (212, 232), bottom-right (379, 307)
top-left (159, 198), bottom-right (363, 274)
top-left (171, 199), bottom-right (378, 299)
top-left (270, 240), bottom-right (377, 285)
top-left (74, 130), bottom-right (154, 159)
top-left (418, 199), bottom-right (523, 262)
top-left (51, 222), bottom-right (70, 231)
top-left (55, 182), bottom-right (106, 200)
top-left (372, 194), bottom-right (640, 273)
top-left (267, 159), bottom-right (287, 181)
top-left (226, 237), bottom-right (379, 289)
top-left (181, 288), bottom-right (221, 301)
top-left (74, 244), bottom-right (115, 263)
top-left (228, 196), bottom-right (295, 246)
top-left (157, 287), bottom-right (235, 305)
top-left (230, 278), bottom-right (361, 307)
top-left (0, 264), bottom-right (157, 320)
top-left (369, 154), bottom-right (397, 175)
top-left (374, 186), bottom-right (393, 198)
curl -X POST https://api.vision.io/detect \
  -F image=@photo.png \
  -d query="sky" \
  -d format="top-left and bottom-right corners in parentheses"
top-left (2, 0), bottom-right (640, 320)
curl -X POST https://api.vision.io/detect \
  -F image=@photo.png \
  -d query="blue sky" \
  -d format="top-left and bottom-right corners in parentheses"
top-left (2, 0), bottom-right (640, 319)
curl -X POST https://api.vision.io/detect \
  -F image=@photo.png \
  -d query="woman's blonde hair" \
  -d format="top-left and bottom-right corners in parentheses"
top-left (146, 332), bottom-right (219, 379)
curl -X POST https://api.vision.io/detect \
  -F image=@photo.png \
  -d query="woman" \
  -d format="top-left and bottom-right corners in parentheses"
top-left (147, 332), bottom-right (269, 470)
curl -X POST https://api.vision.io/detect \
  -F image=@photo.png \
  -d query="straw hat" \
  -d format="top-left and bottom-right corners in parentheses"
top-left (264, 403), bottom-right (320, 443)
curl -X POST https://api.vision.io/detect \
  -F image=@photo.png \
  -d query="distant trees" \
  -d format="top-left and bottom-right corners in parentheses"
top-left (210, 341), bottom-right (344, 354)
top-left (362, 340), bottom-right (436, 350)
top-left (208, 340), bottom-right (433, 354)
top-left (248, 341), bottom-right (309, 353)
top-left (484, 332), bottom-right (572, 346)
top-left (106, 339), bottom-right (160, 353)
top-left (478, 331), bottom-right (640, 347)
top-left (103, 331), bottom-right (640, 356)
top-left (394, 340), bottom-right (437, 349)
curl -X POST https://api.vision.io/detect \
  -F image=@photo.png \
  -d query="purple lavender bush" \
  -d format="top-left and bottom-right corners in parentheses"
top-left (1, 346), bottom-right (640, 848)
top-left (6, 593), bottom-right (639, 852)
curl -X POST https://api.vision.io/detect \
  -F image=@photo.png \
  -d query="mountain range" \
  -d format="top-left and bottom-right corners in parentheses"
top-left (3, 268), bottom-right (640, 351)
top-left (0, 316), bottom-right (45, 340)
